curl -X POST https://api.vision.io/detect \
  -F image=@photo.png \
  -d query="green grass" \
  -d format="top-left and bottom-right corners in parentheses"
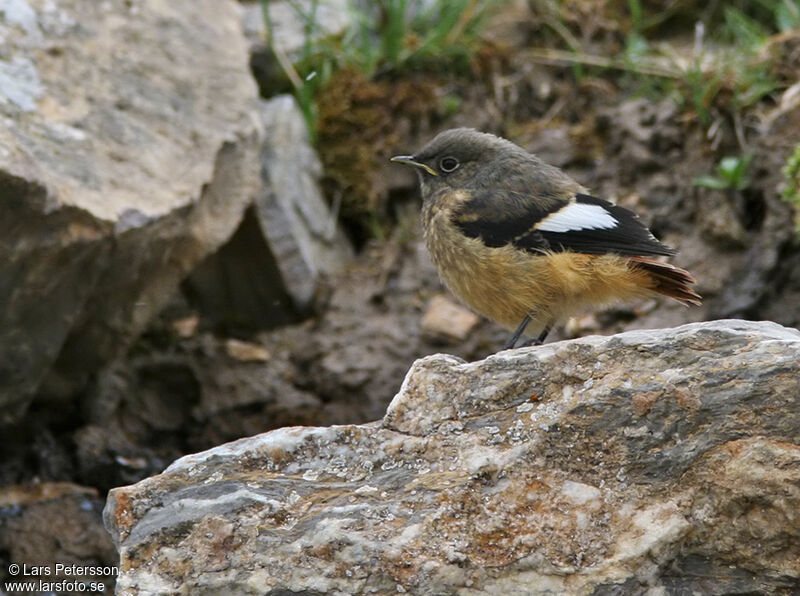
top-left (530, 0), bottom-right (797, 132)
top-left (260, 0), bottom-right (498, 139)
top-left (722, 0), bottom-right (800, 34)
top-left (334, 0), bottom-right (496, 75)
top-left (261, 0), bottom-right (329, 141)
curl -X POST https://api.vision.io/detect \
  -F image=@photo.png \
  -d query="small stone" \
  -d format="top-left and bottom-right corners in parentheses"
top-left (171, 315), bottom-right (199, 339)
top-left (113, 455), bottom-right (148, 470)
top-left (420, 295), bottom-right (480, 343)
top-left (564, 313), bottom-right (600, 337)
top-left (224, 339), bottom-right (271, 363)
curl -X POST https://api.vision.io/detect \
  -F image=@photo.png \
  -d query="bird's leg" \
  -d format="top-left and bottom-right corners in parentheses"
top-left (537, 324), bottom-right (552, 344)
top-left (504, 315), bottom-right (532, 350)
top-left (511, 321), bottom-right (553, 349)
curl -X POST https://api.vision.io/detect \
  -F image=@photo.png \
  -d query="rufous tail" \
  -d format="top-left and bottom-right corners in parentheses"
top-left (630, 257), bottom-right (702, 306)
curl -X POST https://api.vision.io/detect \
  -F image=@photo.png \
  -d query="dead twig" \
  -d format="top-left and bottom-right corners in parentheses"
top-left (523, 48), bottom-right (679, 79)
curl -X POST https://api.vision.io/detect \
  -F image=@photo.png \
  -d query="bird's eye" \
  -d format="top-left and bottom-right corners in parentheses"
top-left (439, 156), bottom-right (459, 172)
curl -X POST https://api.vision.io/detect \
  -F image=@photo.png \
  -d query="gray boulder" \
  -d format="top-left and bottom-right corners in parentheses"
top-left (105, 320), bottom-right (800, 595)
top-left (257, 95), bottom-right (353, 310)
top-left (184, 95), bottom-right (353, 330)
top-left (0, 0), bottom-right (261, 419)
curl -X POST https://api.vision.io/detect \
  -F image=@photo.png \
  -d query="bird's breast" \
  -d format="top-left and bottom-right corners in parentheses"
top-left (422, 202), bottom-right (555, 330)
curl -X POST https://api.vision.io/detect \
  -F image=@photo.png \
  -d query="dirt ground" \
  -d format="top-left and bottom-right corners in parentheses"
top-left (2, 1), bottom-right (800, 592)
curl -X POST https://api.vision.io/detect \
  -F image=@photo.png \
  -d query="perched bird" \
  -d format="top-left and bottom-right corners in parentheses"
top-left (391, 128), bottom-right (701, 349)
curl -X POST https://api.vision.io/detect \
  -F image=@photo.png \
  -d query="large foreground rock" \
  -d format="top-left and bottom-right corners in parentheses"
top-left (0, 0), bottom-right (260, 420)
top-left (105, 320), bottom-right (800, 595)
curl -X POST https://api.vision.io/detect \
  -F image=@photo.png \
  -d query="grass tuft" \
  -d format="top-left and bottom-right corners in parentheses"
top-left (260, 0), bottom-right (497, 138)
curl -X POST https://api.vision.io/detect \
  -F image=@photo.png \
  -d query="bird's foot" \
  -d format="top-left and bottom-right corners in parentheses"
top-left (504, 320), bottom-right (552, 350)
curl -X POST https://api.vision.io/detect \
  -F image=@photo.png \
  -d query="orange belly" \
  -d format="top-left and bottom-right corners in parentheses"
top-left (425, 221), bottom-right (654, 332)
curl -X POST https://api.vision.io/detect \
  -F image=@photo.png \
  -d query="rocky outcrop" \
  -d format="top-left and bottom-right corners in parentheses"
top-left (184, 95), bottom-right (353, 330)
top-left (104, 320), bottom-right (800, 595)
top-left (0, 0), bottom-right (261, 419)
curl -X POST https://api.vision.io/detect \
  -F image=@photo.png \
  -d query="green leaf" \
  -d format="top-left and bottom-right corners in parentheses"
top-left (693, 175), bottom-right (730, 190)
top-left (717, 154), bottom-right (752, 190)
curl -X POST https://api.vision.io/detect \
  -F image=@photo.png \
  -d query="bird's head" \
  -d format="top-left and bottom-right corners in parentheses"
top-left (391, 128), bottom-right (533, 197)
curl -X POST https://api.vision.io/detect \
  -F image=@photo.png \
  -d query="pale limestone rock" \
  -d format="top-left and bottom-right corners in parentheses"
top-left (0, 0), bottom-right (260, 419)
top-left (105, 320), bottom-right (800, 595)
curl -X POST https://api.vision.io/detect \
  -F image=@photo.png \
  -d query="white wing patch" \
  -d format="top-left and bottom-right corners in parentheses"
top-left (536, 202), bottom-right (618, 233)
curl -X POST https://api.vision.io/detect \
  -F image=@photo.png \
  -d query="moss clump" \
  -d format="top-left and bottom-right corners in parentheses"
top-left (315, 67), bottom-right (438, 239)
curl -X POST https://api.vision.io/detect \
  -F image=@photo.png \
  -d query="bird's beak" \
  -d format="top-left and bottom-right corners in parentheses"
top-left (390, 155), bottom-right (438, 177)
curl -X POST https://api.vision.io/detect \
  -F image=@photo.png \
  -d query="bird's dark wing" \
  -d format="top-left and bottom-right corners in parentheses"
top-left (452, 189), bottom-right (566, 249)
top-left (452, 192), bottom-right (675, 257)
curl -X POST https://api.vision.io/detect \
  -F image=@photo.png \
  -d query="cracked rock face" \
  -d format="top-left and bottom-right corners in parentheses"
top-left (104, 320), bottom-right (800, 595)
top-left (0, 0), bottom-right (260, 419)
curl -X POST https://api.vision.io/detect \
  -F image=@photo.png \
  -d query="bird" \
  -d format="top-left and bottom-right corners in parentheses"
top-left (391, 128), bottom-right (701, 350)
